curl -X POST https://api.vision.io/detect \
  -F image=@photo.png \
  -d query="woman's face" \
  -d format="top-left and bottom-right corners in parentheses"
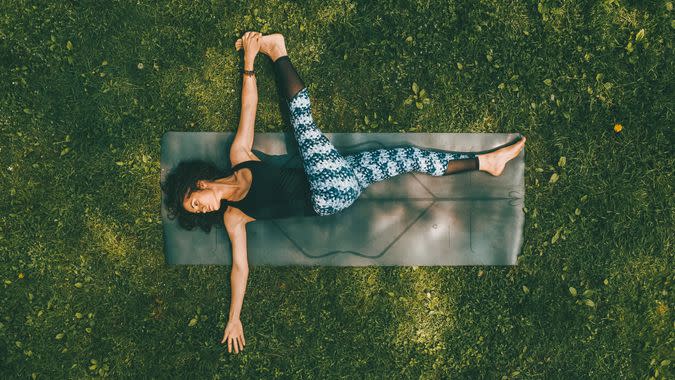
top-left (182, 181), bottom-right (220, 213)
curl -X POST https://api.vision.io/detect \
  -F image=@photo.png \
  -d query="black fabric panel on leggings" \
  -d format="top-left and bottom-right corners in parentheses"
top-left (272, 55), bottom-right (306, 101)
top-left (444, 157), bottom-right (480, 175)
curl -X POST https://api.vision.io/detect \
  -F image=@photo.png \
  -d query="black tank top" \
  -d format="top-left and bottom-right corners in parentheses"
top-left (226, 160), bottom-right (319, 220)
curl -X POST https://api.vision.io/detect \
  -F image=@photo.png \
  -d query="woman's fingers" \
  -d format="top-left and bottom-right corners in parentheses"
top-left (227, 336), bottom-right (241, 353)
top-left (242, 31), bottom-right (261, 41)
top-left (223, 335), bottom-right (244, 353)
top-left (221, 330), bottom-right (244, 353)
top-left (231, 336), bottom-right (239, 353)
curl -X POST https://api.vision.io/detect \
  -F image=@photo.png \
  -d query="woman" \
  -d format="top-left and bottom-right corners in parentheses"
top-left (161, 32), bottom-right (527, 354)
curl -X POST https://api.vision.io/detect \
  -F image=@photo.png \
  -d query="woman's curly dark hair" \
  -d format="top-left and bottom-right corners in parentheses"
top-left (161, 160), bottom-right (233, 233)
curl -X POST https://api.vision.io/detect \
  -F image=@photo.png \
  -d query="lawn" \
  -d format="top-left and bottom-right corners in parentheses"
top-left (1, 0), bottom-right (673, 378)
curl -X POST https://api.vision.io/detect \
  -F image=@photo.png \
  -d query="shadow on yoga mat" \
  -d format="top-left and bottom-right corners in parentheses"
top-left (160, 132), bottom-right (525, 266)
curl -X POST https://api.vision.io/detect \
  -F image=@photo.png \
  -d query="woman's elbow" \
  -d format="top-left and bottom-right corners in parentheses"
top-left (232, 263), bottom-right (249, 274)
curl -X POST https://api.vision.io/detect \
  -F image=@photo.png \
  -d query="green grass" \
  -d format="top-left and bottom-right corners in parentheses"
top-left (1, 0), bottom-right (673, 378)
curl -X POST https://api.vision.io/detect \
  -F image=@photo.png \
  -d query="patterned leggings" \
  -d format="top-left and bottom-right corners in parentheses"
top-left (287, 87), bottom-right (479, 216)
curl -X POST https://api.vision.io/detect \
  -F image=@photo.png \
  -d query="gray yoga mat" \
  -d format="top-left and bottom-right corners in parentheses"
top-left (160, 132), bottom-right (525, 266)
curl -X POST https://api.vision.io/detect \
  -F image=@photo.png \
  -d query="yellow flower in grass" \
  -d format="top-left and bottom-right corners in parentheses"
top-left (656, 301), bottom-right (668, 316)
top-left (18, 273), bottom-right (24, 279)
top-left (614, 123), bottom-right (623, 133)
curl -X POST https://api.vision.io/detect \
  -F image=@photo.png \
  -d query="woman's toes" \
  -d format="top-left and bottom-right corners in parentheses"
top-left (512, 137), bottom-right (525, 158)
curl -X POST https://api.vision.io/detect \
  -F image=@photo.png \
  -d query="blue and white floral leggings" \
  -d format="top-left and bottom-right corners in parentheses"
top-left (288, 87), bottom-right (479, 216)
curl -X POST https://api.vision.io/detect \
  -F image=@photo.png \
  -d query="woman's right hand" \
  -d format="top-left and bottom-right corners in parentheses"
top-left (241, 31), bottom-right (261, 62)
top-left (221, 318), bottom-right (246, 354)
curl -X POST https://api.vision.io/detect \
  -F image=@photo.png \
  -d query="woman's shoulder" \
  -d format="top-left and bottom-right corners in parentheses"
top-left (230, 150), bottom-right (262, 169)
top-left (224, 204), bottom-right (256, 226)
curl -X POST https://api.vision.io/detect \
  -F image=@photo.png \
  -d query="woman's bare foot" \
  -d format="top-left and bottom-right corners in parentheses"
top-left (477, 136), bottom-right (526, 176)
top-left (235, 33), bottom-right (287, 61)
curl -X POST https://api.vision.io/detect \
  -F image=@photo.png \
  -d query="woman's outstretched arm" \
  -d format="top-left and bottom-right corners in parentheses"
top-left (231, 32), bottom-right (260, 156)
top-left (226, 221), bottom-right (249, 320)
top-left (221, 216), bottom-right (249, 354)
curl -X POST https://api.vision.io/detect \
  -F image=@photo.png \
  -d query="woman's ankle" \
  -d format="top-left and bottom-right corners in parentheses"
top-left (270, 47), bottom-right (288, 62)
top-left (272, 54), bottom-right (289, 63)
top-left (477, 153), bottom-right (507, 177)
top-left (477, 154), bottom-right (490, 172)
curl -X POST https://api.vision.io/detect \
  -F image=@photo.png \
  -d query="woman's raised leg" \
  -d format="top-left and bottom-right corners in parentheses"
top-left (272, 52), bottom-right (361, 216)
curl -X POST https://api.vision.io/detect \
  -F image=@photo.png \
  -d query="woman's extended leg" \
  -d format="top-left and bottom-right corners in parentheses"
top-left (343, 135), bottom-right (528, 189)
top-left (344, 146), bottom-right (480, 191)
top-left (272, 53), bottom-right (361, 216)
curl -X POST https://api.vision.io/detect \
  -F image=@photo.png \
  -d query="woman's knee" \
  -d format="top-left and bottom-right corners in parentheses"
top-left (311, 186), bottom-right (360, 216)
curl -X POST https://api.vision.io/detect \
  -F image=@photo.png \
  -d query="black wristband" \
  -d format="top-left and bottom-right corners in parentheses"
top-left (241, 69), bottom-right (255, 76)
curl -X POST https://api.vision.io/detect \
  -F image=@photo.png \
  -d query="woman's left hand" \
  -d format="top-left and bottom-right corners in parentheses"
top-left (221, 318), bottom-right (246, 354)
top-left (241, 31), bottom-right (261, 61)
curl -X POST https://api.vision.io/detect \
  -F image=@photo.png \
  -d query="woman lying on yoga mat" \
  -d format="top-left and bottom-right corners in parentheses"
top-left (161, 32), bottom-right (526, 354)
